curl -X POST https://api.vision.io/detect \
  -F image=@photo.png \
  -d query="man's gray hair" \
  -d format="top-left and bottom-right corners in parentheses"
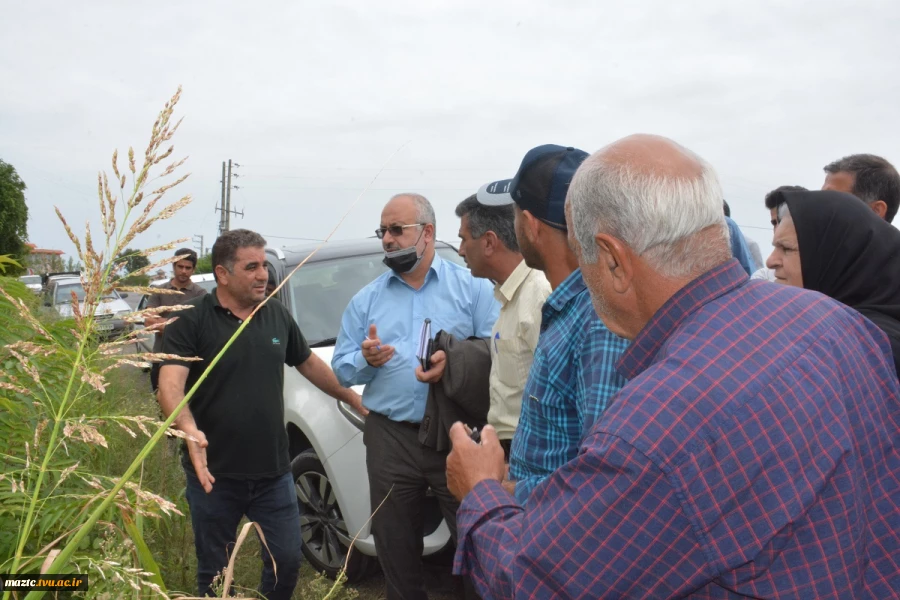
top-left (569, 147), bottom-right (729, 279)
top-left (391, 193), bottom-right (436, 233)
top-left (455, 195), bottom-right (519, 252)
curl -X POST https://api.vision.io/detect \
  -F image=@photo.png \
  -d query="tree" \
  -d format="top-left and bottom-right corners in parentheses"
top-left (0, 254), bottom-right (22, 274)
top-left (194, 253), bottom-right (213, 274)
top-left (44, 255), bottom-right (64, 274)
top-left (65, 257), bottom-right (83, 272)
top-left (0, 159), bottom-right (29, 269)
top-left (115, 247), bottom-right (150, 274)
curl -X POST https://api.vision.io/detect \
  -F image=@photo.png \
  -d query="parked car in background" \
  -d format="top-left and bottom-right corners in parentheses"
top-left (274, 238), bottom-right (465, 582)
top-left (43, 275), bottom-right (132, 339)
top-left (18, 274), bottom-right (43, 294)
top-left (40, 271), bottom-right (82, 290)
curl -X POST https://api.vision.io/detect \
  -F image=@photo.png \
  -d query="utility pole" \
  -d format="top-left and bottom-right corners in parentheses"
top-left (216, 159), bottom-right (243, 234)
top-left (218, 161), bottom-right (226, 236)
top-left (225, 159), bottom-right (233, 232)
top-left (192, 234), bottom-right (204, 258)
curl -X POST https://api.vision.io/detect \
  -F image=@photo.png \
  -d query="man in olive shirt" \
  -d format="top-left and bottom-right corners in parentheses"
top-left (159, 229), bottom-right (365, 600)
top-left (144, 248), bottom-right (206, 392)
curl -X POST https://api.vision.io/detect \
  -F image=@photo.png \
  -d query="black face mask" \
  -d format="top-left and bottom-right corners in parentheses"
top-left (383, 229), bottom-right (425, 274)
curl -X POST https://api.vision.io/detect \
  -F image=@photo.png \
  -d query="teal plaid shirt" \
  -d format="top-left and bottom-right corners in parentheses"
top-left (509, 268), bottom-right (629, 505)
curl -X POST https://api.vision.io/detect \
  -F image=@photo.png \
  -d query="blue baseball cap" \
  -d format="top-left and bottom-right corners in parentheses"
top-left (476, 144), bottom-right (589, 231)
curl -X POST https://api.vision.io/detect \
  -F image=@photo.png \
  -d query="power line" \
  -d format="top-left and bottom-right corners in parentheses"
top-left (223, 186), bottom-right (479, 192)
top-left (236, 165), bottom-right (510, 172)
top-left (238, 175), bottom-right (496, 181)
top-left (259, 234), bottom-right (327, 241)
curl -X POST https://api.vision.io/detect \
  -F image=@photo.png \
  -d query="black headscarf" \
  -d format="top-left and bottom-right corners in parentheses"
top-left (779, 190), bottom-right (900, 376)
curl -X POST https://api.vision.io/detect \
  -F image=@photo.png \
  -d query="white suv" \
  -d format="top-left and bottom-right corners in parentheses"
top-left (270, 239), bottom-right (464, 582)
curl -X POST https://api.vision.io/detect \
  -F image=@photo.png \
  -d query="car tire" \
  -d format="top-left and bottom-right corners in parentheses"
top-left (291, 449), bottom-right (379, 583)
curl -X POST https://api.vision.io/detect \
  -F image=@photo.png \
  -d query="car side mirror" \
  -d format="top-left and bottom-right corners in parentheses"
top-left (119, 293), bottom-right (129, 299)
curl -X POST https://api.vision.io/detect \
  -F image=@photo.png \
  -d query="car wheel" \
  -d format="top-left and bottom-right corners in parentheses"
top-left (291, 449), bottom-right (378, 583)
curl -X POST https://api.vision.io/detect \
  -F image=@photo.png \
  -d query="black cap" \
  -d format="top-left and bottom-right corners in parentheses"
top-left (476, 144), bottom-right (589, 231)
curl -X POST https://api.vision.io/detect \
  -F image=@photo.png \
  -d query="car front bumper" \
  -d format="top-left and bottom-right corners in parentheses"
top-left (94, 318), bottom-right (131, 340)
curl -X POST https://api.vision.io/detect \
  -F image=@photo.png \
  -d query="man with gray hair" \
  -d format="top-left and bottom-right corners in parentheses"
top-left (417, 194), bottom-right (550, 459)
top-left (445, 135), bottom-right (900, 598)
top-left (333, 194), bottom-right (498, 600)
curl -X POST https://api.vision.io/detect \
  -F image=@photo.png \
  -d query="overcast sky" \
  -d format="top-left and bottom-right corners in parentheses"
top-left (2, 0), bottom-right (898, 265)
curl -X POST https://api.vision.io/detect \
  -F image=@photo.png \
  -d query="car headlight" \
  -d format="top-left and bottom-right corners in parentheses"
top-left (114, 310), bottom-right (132, 319)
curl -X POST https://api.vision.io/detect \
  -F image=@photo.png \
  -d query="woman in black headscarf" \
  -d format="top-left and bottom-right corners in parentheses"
top-left (766, 189), bottom-right (900, 377)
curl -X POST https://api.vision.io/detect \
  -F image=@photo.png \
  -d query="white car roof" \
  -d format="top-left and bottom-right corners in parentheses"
top-left (150, 273), bottom-right (216, 288)
top-left (54, 277), bottom-right (83, 286)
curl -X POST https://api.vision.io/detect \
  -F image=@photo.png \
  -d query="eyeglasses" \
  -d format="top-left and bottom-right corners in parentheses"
top-left (374, 223), bottom-right (425, 239)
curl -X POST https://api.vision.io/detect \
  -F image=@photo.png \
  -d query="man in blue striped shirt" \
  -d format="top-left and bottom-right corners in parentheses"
top-left (332, 193), bottom-right (498, 600)
top-left (478, 145), bottom-right (629, 506)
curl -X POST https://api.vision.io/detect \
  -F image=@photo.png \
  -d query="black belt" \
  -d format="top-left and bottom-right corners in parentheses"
top-left (370, 412), bottom-right (421, 430)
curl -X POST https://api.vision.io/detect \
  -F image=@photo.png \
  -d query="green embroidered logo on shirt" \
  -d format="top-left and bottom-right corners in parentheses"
top-left (272, 337), bottom-right (281, 345)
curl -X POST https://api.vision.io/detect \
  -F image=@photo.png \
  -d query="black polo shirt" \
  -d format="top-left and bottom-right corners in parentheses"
top-left (161, 291), bottom-right (311, 479)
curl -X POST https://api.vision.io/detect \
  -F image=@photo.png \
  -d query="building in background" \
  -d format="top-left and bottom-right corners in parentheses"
top-left (22, 243), bottom-right (65, 275)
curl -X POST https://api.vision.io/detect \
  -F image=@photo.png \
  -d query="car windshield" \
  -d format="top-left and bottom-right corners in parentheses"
top-left (56, 283), bottom-right (119, 304)
top-left (288, 247), bottom-right (464, 345)
top-left (56, 283), bottom-right (88, 304)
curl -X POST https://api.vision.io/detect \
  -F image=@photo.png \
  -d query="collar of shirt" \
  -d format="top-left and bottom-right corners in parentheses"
top-left (209, 288), bottom-right (267, 318)
top-left (387, 251), bottom-right (443, 288)
top-left (617, 259), bottom-right (746, 379)
top-left (543, 267), bottom-right (587, 315)
top-left (165, 279), bottom-right (198, 293)
top-left (494, 259), bottom-right (533, 307)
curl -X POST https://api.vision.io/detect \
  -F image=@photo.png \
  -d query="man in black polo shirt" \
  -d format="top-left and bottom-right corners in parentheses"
top-left (145, 247), bottom-right (206, 392)
top-left (158, 229), bottom-right (365, 600)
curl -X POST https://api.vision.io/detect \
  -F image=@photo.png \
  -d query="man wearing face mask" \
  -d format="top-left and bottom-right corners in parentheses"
top-left (333, 193), bottom-right (499, 600)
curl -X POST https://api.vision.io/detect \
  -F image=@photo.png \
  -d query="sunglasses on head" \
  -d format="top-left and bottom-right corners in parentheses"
top-left (375, 223), bottom-right (425, 239)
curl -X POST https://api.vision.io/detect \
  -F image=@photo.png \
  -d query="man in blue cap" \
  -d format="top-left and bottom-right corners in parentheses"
top-left (475, 145), bottom-right (629, 506)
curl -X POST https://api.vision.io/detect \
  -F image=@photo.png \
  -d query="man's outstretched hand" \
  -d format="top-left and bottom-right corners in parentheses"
top-left (446, 423), bottom-right (506, 501)
top-left (185, 427), bottom-right (216, 493)
top-left (345, 390), bottom-right (369, 416)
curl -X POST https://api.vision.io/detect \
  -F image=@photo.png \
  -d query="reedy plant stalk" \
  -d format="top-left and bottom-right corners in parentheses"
top-left (1, 87), bottom-right (189, 600)
top-left (15, 93), bottom-right (407, 598)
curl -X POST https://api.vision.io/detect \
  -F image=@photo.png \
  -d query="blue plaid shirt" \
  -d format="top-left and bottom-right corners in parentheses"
top-left (509, 268), bottom-right (628, 505)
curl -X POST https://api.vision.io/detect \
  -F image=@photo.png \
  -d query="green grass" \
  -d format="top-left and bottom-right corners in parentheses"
top-left (94, 366), bottom-right (457, 600)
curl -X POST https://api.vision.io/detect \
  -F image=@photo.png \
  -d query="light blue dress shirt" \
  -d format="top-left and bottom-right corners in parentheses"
top-left (725, 217), bottom-right (755, 275)
top-left (332, 253), bottom-right (499, 422)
